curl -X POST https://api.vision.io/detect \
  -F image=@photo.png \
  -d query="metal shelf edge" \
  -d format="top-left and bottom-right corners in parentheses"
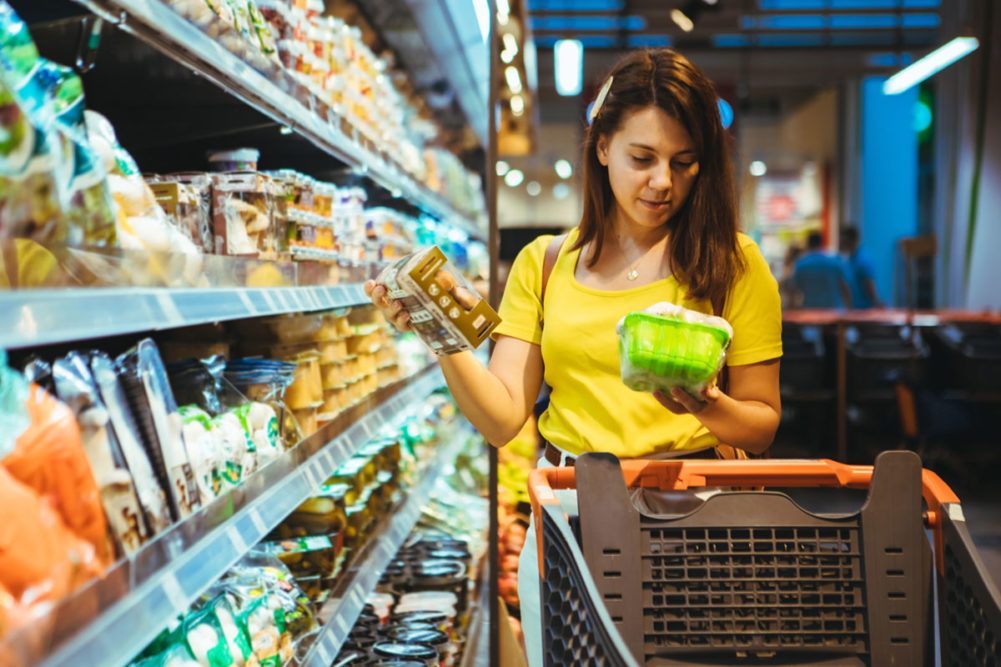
top-left (73, 0), bottom-right (485, 237)
top-left (0, 283), bottom-right (368, 349)
top-left (303, 423), bottom-right (473, 666)
top-left (27, 366), bottom-right (445, 667)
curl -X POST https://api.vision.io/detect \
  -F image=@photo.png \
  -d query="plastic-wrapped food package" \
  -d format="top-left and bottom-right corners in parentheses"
top-left (53, 353), bottom-right (151, 555)
top-left (0, 4), bottom-right (116, 248)
top-left (179, 406), bottom-right (223, 502)
top-left (233, 402), bottom-right (282, 465)
top-left (616, 301), bottom-right (733, 395)
top-left (0, 464), bottom-right (103, 610)
top-left (148, 173), bottom-right (214, 253)
top-left (211, 172), bottom-right (281, 258)
top-left (90, 352), bottom-right (173, 536)
top-left (1, 381), bottom-right (113, 566)
top-left (223, 552), bottom-right (315, 651)
top-left (85, 111), bottom-right (205, 288)
top-left (180, 606), bottom-right (236, 667)
top-left (211, 411), bottom-right (253, 489)
top-left (377, 247), bottom-right (500, 355)
top-left (117, 339), bottom-right (201, 521)
top-left (204, 594), bottom-right (253, 667)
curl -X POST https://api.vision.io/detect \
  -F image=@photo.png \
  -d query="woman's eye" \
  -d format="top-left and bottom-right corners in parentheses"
top-left (673, 161), bottom-right (695, 169)
top-left (631, 156), bottom-right (652, 165)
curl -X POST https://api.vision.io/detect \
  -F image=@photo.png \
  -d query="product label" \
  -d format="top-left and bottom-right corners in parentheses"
top-left (150, 182), bottom-right (180, 214)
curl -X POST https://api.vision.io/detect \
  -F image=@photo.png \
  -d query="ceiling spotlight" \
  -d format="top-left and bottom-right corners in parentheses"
top-left (554, 39), bottom-right (583, 97)
top-left (504, 169), bottom-right (525, 187)
top-left (554, 159), bottom-right (573, 179)
top-left (510, 94), bottom-right (525, 116)
top-left (749, 160), bottom-right (767, 177)
top-left (527, 181), bottom-right (542, 196)
top-left (553, 183), bottom-right (571, 200)
top-left (670, 8), bottom-right (694, 32)
top-left (496, 160), bottom-right (510, 176)
top-left (503, 33), bottom-right (519, 58)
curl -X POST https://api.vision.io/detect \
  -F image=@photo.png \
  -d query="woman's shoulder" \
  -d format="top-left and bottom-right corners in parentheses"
top-left (514, 228), bottom-right (577, 266)
top-left (736, 232), bottom-right (760, 252)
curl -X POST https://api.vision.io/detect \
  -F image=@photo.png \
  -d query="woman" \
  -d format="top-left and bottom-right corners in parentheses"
top-left (367, 48), bottom-right (782, 665)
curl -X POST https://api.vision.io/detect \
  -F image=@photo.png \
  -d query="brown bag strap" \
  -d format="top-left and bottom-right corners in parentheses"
top-left (539, 233), bottom-right (568, 328)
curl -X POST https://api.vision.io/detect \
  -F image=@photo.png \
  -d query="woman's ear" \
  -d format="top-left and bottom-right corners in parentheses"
top-left (596, 135), bottom-right (610, 166)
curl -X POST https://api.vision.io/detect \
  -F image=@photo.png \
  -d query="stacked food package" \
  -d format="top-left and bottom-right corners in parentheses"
top-left (123, 392), bottom-right (487, 666)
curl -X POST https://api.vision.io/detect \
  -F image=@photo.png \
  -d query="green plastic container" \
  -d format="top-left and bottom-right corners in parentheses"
top-left (618, 312), bottom-right (731, 394)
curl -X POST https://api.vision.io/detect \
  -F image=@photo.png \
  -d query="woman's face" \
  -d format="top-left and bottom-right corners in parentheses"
top-left (596, 105), bottom-right (701, 231)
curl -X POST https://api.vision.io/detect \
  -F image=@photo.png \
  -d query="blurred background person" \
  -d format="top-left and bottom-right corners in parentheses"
top-left (791, 231), bottom-right (852, 309)
top-left (840, 225), bottom-right (884, 309)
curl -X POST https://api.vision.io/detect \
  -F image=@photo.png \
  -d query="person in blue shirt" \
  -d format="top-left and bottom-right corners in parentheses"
top-left (840, 225), bottom-right (883, 309)
top-left (791, 231), bottom-right (852, 309)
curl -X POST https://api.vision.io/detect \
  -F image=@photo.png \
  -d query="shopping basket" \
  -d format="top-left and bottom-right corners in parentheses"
top-left (528, 451), bottom-right (1001, 666)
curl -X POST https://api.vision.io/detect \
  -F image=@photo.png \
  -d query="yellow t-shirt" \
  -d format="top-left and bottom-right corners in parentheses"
top-left (492, 228), bottom-right (782, 458)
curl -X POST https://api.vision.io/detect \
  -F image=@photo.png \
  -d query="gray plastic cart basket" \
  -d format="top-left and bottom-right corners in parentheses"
top-left (528, 451), bottom-right (1001, 666)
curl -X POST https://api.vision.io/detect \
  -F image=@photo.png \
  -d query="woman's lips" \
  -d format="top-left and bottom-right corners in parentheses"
top-left (639, 199), bottom-right (670, 211)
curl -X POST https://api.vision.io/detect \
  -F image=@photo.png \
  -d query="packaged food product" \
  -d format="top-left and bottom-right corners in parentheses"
top-left (90, 352), bottom-right (174, 536)
top-left (207, 148), bottom-right (260, 173)
top-left (53, 353), bottom-right (150, 555)
top-left (616, 302), bottom-right (733, 395)
top-left (2, 380), bottom-right (113, 565)
top-left (211, 410), bottom-right (255, 488)
top-left (179, 406), bottom-right (223, 501)
top-left (149, 173), bottom-right (214, 253)
top-left (130, 642), bottom-right (202, 667)
top-left (117, 339), bottom-right (201, 521)
top-left (0, 464), bottom-right (103, 610)
top-left (180, 606), bottom-right (236, 667)
top-left (211, 171), bottom-right (281, 258)
top-left (258, 535), bottom-right (336, 578)
top-left (376, 247), bottom-right (500, 355)
top-left (281, 485), bottom-right (348, 536)
top-left (205, 594), bottom-right (253, 666)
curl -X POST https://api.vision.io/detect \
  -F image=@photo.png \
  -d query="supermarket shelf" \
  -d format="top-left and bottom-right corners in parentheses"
top-left (0, 283), bottom-right (367, 349)
top-left (459, 558), bottom-right (492, 667)
top-left (303, 422), bottom-right (474, 666)
top-left (1, 366), bottom-right (444, 667)
top-left (72, 0), bottom-right (486, 239)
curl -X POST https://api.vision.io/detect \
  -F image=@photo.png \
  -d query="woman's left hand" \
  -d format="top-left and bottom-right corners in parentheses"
top-left (654, 384), bottom-right (722, 415)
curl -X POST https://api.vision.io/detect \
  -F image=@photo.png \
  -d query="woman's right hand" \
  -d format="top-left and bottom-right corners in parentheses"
top-left (364, 280), bottom-right (412, 332)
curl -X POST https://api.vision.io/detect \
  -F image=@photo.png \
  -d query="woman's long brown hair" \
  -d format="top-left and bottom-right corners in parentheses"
top-left (574, 48), bottom-right (743, 311)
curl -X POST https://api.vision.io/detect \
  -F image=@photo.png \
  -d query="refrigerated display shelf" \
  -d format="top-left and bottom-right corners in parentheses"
top-left (0, 366), bottom-right (444, 667)
top-left (0, 283), bottom-right (367, 349)
top-left (302, 421), bottom-right (476, 667)
top-left (70, 0), bottom-right (486, 239)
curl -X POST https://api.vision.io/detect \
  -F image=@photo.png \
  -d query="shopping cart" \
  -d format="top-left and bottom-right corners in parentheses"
top-left (528, 451), bottom-right (1001, 666)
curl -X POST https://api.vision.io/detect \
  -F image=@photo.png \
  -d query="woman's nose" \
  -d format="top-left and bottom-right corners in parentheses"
top-left (649, 164), bottom-right (672, 191)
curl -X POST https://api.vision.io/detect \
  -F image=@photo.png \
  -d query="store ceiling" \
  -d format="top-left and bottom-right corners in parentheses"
top-left (527, 0), bottom-right (943, 123)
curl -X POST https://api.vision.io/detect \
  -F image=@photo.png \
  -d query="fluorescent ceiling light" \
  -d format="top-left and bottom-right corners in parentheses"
top-left (472, 0), bottom-right (490, 43)
top-left (749, 160), bottom-right (767, 177)
top-left (505, 66), bottom-right (523, 94)
top-left (504, 169), bottom-right (525, 187)
top-left (555, 159), bottom-right (573, 179)
top-left (501, 50), bottom-right (515, 64)
top-left (670, 9), bottom-right (694, 32)
top-left (883, 36), bottom-right (979, 95)
top-left (553, 183), bottom-right (571, 200)
top-left (496, 160), bottom-right (510, 176)
top-left (510, 94), bottom-right (525, 116)
top-left (554, 39), bottom-right (583, 96)
top-left (527, 181), bottom-right (542, 196)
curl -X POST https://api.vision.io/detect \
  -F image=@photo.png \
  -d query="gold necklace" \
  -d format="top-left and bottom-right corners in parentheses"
top-left (624, 241), bottom-right (664, 281)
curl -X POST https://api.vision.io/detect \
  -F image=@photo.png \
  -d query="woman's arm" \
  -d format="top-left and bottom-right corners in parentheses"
top-left (366, 278), bottom-right (542, 447)
top-left (654, 358), bottom-right (781, 454)
top-left (439, 335), bottom-right (544, 447)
